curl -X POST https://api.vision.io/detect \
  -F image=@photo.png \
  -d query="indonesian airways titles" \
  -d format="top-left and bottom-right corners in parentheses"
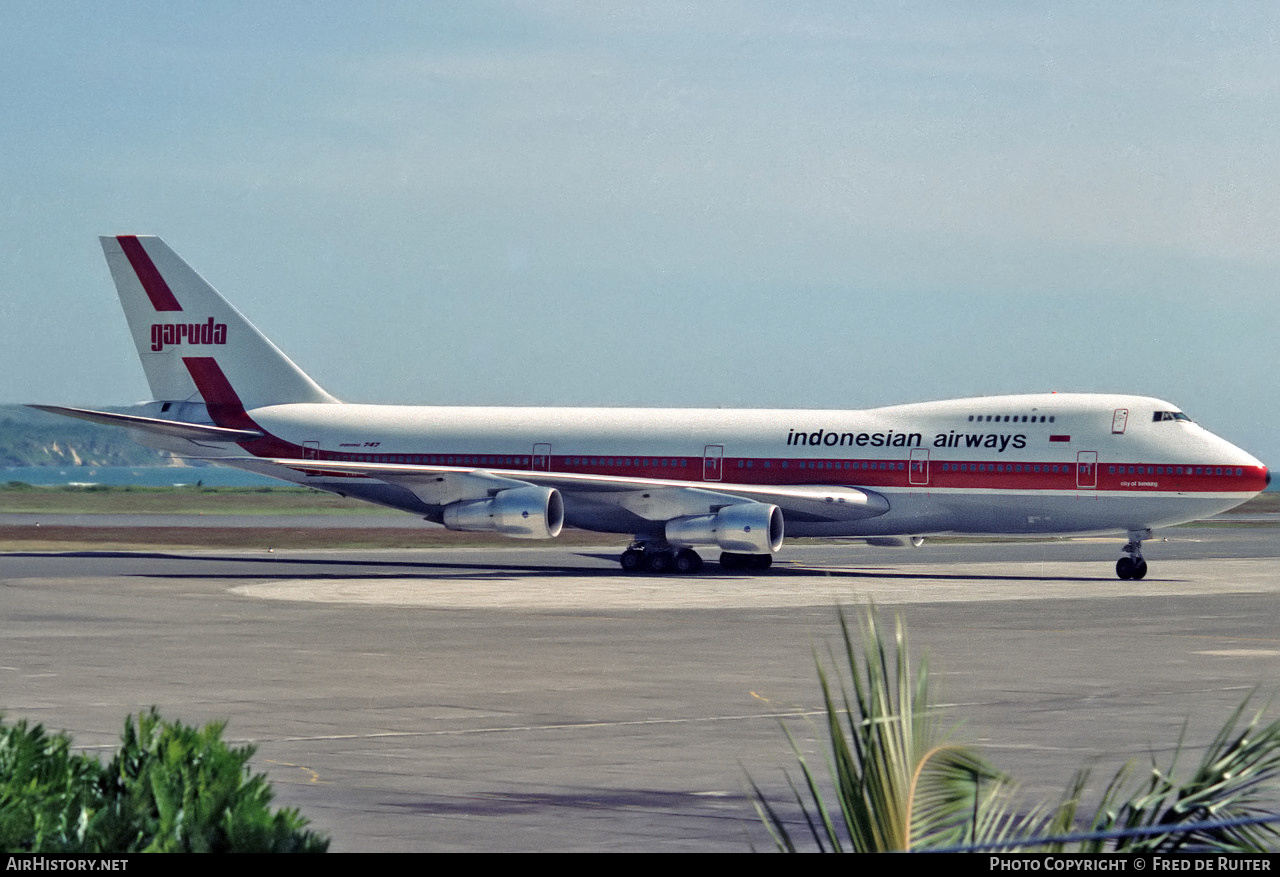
top-left (785, 429), bottom-right (1029, 452)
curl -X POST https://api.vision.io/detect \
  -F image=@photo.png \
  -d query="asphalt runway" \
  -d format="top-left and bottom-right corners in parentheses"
top-left (4, 522), bottom-right (1280, 851)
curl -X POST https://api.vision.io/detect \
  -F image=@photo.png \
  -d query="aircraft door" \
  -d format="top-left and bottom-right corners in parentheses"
top-left (532, 443), bottom-right (552, 471)
top-left (909, 449), bottom-right (930, 485)
top-left (1111, 409), bottom-right (1129, 434)
top-left (1077, 451), bottom-right (1098, 489)
top-left (703, 445), bottom-right (724, 481)
top-left (301, 441), bottom-right (321, 477)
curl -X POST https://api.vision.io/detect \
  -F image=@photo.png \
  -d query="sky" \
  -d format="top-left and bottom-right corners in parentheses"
top-left (2, 2), bottom-right (1277, 467)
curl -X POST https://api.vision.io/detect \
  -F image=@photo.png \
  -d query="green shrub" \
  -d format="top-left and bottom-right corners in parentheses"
top-left (0, 719), bottom-right (103, 852)
top-left (0, 709), bottom-right (328, 853)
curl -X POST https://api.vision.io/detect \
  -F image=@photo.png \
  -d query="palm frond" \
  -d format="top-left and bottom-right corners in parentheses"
top-left (1082, 694), bottom-right (1280, 852)
top-left (751, 606), bottom-right (1033, 852)
top-left (751, 607), bottom-right (1280, 853)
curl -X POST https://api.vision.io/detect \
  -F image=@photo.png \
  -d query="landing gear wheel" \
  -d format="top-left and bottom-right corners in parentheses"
top-left (1115, 529), bottom-right (1151, 581)
top-left (748, 553), bottom-right (773, 570)
top-left (620, 548), bottom-right (644, 572)
top-left (673, 549), bottom-right (703, 574)
top-left (645, 550), bottom-right (674, 574)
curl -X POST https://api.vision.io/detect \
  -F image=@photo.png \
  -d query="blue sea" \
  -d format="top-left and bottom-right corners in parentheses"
top-left (2, 466), bottom-right (281, 488)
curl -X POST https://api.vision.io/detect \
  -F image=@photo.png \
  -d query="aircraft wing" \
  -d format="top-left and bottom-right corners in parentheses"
top-left (28, 405), bottom-right (264, 442)
top-left (254, 458), bottom-right (890, 523)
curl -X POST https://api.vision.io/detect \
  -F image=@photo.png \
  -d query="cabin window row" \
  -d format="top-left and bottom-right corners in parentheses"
top-left (565, 458), bottom-right (689, 468)
top-left (968, 414), bottom-right (1054, 423)
top-left (939, 463), bottom-right (1071, 474)
top-left (734, 459), bottom-right (902, 470)
top-left (348, 455), bottom-right (534, 465)
top-left (777, 460), bottom-right (904, 471)
top-left (1108, 465), bottom-right (1244, 477)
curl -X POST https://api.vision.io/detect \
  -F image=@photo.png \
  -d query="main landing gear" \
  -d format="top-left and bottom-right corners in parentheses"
top-left (1115, 529), bottom-right (1150, 580)
top-left (620, 543), bottom-right (703, 574)
top-left (618, 542), bottom-right (774, 574)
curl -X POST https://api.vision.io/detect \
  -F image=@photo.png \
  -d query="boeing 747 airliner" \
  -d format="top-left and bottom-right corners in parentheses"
top-left (35, 236), bottom-right (1270, 578)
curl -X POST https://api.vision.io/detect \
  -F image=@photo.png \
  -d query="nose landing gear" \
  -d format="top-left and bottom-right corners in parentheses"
top-left (1116, 529), bottom-right (1150, 580)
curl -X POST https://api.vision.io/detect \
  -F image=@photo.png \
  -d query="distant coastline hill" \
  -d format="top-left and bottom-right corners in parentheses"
top-left (0, 404), bottom-right (172, 467)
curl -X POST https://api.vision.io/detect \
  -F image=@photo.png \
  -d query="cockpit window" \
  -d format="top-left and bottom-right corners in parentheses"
top-left (1152, 411), bottom-right (1192, 423)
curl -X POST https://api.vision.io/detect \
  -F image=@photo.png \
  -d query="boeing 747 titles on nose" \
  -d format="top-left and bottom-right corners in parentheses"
top-left (34, 236), bottom-right (1271, 578)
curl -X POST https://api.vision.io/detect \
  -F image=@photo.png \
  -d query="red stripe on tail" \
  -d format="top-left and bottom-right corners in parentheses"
top-left (182, 357), bottom-right (300, 459)
top-left (117, 235), bottom-right (183, 312)
top-left (183, 357), bottom-right (256, 430)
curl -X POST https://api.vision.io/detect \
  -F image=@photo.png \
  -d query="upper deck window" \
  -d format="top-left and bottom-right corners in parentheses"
top-left (968, 414), bottom-right (1054, 423)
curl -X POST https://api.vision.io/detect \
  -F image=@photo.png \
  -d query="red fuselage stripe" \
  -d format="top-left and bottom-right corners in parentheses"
top-left (293, 449), bottom-right (1268, 494)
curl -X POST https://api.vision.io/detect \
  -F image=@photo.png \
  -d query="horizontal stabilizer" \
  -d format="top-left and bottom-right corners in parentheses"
top-left (28, 405), bottom-right (263, 442)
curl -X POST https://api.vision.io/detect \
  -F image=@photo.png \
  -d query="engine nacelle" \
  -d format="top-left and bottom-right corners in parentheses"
top-left (442, 486), bottom-right (564, 539)
top-left (665, 503), bottom-right (784, 554)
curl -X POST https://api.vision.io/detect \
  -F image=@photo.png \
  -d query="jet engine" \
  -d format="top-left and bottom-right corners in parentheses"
top-left (664, 503), bottom-right (784, 554)
top-left (442, 485), bottom-right (565, 539)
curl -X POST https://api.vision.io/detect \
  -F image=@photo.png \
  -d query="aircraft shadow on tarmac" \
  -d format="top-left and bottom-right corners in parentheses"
top-left (385, 788), bottom-right (752, 817)
top-left (8, 550), bottom-right (1117, 583)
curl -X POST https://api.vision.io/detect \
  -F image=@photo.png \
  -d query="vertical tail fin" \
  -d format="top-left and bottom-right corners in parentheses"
top-left (101, 235), bottom-right (337, 410)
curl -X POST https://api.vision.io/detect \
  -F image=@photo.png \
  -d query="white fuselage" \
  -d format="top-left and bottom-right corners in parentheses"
top-left (140, 391), bottom-right (1268, 540)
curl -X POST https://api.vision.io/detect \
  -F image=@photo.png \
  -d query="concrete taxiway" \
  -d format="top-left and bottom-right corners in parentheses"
top-left (3, 523), bottom-right (1280, 851)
